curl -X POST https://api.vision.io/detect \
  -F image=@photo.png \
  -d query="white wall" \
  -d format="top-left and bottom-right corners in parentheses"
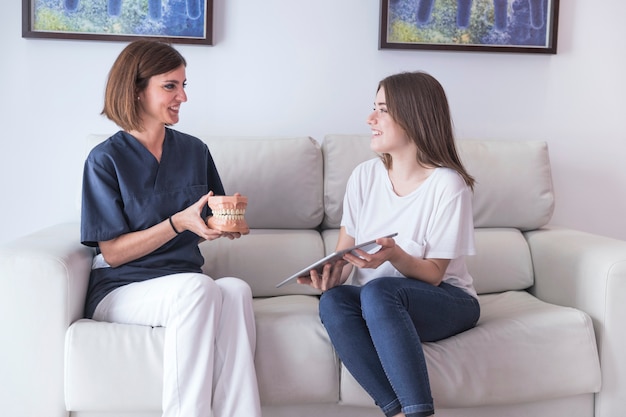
top-left (1, 0), bottom-right (625, 244)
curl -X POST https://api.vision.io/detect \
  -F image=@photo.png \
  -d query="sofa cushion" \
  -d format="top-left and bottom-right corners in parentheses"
top-left (466, 228), bottom-right (534, 294)
top-left (204, 136), bottom-right (324, 229)
top-left (322, 135), bottom-right (554, 231)
top-left (65, 295), bottom-right (339, 411)
top-left (340, 291), bottom-right (601, 409)
top-left (199, 229), bottom-right (323, 297)
top-left (459, 140), bottom-right (554, 230)
top-left (321, 134), bottom-right (378, 229)
top-left (86, 134), bottom-right (325, 229)
top-left (65, 319), bottom-right (163, 411)
top-left (67, 292), bottom-right (599, 412)
top-left (253, 295), bottom-right (339, 405)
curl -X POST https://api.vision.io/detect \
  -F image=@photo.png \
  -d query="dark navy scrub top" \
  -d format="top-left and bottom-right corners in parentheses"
top-left (80, 129), bottom-right (225, 318)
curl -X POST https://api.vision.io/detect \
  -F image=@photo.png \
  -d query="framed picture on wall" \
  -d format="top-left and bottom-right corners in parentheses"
top-left (380, 0), bottom-right (560, 54)
top-left (22, 0), bottom-right (213, 45)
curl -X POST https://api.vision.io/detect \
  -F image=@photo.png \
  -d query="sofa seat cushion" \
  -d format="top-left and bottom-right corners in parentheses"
top-left (65, 319), bottom-right (164, 411)
top-left (65, 295), bottom-right (337, 412)
top-left (340, 290), bottom-right (601, 408)
top-left (253, 295), bottom-right (339, 405)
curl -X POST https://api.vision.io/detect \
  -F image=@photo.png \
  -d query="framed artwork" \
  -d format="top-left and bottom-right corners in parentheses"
top-left (22, 0), bottom-right (213, 45)
top-left (380, 0), bottom-right (560, 54)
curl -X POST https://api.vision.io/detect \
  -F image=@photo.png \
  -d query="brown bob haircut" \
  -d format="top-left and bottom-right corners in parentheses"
top-left (101, 40), bottom-right (187, 132)
top-left (378, 71), bottom-right (475, 190)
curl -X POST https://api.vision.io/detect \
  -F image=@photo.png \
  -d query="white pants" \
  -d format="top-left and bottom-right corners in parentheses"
top-left (93, 273), bottom-right (261, 417)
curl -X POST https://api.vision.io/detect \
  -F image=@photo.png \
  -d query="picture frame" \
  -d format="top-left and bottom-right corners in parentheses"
top-left (380, 0), bottom-right (559, 54)
top-left (22, 0), bottom-right (213, 45)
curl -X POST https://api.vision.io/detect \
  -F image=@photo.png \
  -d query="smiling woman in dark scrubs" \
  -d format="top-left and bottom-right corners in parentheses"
top-left (80, 40), bottom-right (261, 417)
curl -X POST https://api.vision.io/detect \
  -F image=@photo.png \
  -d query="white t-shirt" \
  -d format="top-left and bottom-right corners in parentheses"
top-left (341, 158), bottom-right (477, 298)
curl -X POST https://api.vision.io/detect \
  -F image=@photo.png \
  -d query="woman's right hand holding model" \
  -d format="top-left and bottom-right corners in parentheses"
top-left (170, 191), bottom-right (229, 242)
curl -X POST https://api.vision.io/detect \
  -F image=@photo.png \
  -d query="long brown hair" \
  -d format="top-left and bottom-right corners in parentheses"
top-left (378, 71), bottom-right (475, 190)
top-left (101, 40), bottom-right (187, 132)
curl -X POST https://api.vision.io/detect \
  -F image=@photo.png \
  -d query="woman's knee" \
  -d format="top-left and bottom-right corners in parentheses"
top-left (215, 277), bottom-right (252, 300)
top-left (359, 278), bottom-right (413, 320)
top-left (360, 278), bottom-right (397, 304)
top-left (361, 277), bottom-right (432, 306)
top-left (319, 285), bottom-right (360, 324)
top-left (319, 286), bottom-right (344, 313)
top-left (173, 273), bottom-right (220, 304)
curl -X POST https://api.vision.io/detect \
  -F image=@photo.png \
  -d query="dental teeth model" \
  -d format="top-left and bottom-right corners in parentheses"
top-left (207, 195), bottom-right (250, 235)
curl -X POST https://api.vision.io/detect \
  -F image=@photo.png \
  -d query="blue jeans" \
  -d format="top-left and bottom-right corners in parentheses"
top-left (319, 278), bottom-right (480, 417)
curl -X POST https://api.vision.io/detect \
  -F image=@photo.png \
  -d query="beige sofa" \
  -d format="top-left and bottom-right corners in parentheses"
top-left (2, 134), bottom-right (625, 417)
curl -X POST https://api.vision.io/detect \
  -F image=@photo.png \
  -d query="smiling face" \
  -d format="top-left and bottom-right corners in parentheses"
top-left (366, 87), bottom-right (413, 156)
top-left (137, 64), bottom-right (188, 128)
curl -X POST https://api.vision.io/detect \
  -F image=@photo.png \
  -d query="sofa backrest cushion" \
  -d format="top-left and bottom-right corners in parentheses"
top-left (204, 136), bottom-right (324, 229)
top-left (86, 134), bottom-right (325, 229)
top-left (468, 228), bottom-right (534, 293)
top-left (322, 134), bottom-right (555, 231)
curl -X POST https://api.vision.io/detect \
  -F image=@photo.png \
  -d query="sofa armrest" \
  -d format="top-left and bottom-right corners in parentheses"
top-left (0, 222), bottom-right (93, 417)
top-left (525, 227), bottom-right (626, 417)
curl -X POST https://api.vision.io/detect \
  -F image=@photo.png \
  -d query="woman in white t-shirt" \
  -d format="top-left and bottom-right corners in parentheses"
top-left (299, 71), bottom-right (480, 417)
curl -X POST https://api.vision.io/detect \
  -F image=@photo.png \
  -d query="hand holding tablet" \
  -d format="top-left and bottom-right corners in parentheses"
top-left (276, 233), bottom-right (398, 288)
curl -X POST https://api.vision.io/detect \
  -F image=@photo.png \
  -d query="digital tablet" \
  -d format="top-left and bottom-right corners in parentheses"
top-left (275, 233), bottom-right (398, 288)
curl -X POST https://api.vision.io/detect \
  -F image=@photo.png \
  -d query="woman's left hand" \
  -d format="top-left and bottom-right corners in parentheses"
top-left (298, 258), bottom-right (347, 292)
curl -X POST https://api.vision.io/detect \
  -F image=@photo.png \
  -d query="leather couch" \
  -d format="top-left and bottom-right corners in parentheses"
top-left (2, 134), bottom-right (625, 417)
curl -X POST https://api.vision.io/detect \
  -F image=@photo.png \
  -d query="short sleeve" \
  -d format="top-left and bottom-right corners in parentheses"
top-left (80, 151), bottom-right (129, 247)
top-left (424, 185), bottom-right (475, 259)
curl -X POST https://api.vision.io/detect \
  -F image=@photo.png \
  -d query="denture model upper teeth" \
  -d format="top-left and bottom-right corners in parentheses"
top-left (215, 208), bottom-right (245, 218)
